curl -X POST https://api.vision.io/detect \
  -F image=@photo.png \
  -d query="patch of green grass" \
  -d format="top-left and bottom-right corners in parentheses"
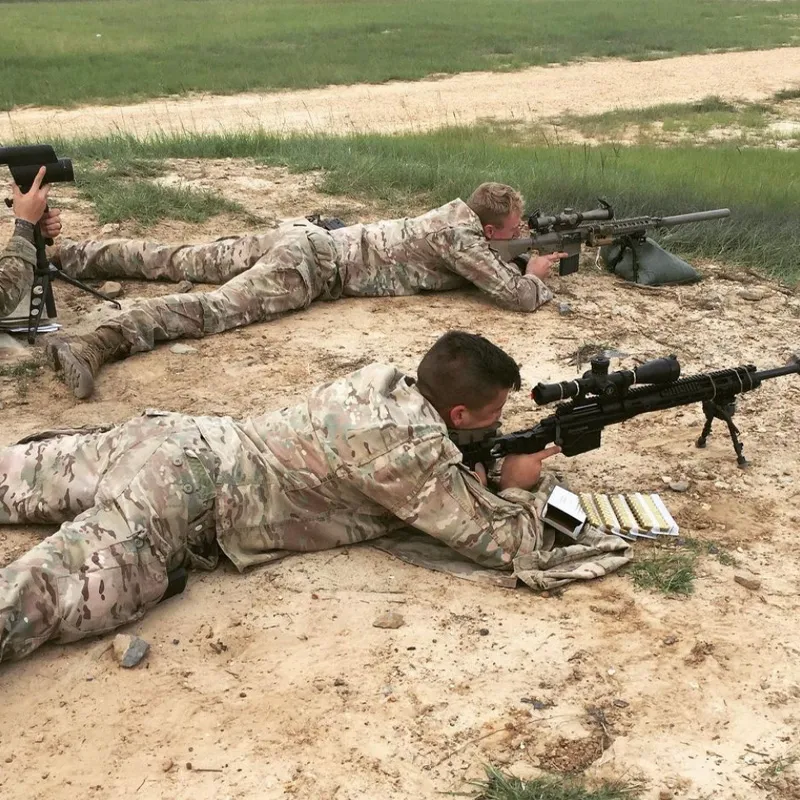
top-left (562, 95), bottom-right (778, 140)
top-left (681, 536), bottom-right (738, 567)
top-left (773, 87), bottom-right (800, 102)
top-left (472, 767), bottom-right (639, 800)
top-left (2, 0), bottom-right (800, 109)
top-left (629, 551), bottom-right (696, 595)
top-left (75, 159), bottom-right (254, 226)
top-left (54, 129), bottom-right (800, 282)
top-left (0, 359), bottom-right (41, 378)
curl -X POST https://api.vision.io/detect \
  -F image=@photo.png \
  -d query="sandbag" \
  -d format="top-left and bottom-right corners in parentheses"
top-left (600, 237), bottom-right (701, 286)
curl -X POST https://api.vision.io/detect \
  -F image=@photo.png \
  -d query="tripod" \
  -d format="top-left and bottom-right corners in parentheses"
top-left (3, 200), bottom-right (121, 344)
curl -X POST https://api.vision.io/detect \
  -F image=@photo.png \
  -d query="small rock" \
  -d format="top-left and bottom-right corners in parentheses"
top-left (239, 691), bottom-right (247, 698)
top-left (659, 791), bottom-right (673, 800)
top-left (669, 480), bottom-right (690, 492)
top-left (373, 611), bottom-right (405, 629)
top-left (100, 223), bottom-right (121, 236)
top-left (558, 302), bottom-right (572, 316)
top-left (5, 756), bottom-right (13, 763)
top-left (98, 281), bottom-right (123, 299)
top-left (161, 759), bottom-right (174, 772)
top-left (663, 635), bottom-right (678, 646)
top-left (333, 678), bottom-right (346, 687)
top-left (112, 634), bottom-right (150, 668)
top-left (738, 288), bottom-right (770, 302)
top-left (41, 772), bottom-right (49, 780)
top-left (170, 343), bottom-right (198, 355)
top-left (734, 575), bottom-right (761, 591)
top-left (176, 280), bottom-right (193, 293)
top-left (34, 734), bottom-right (44, 744)
top-left (478, 628), bottom-right (490, 636)
top-left (714, 481), bottom-right (730, 490)
top-left (613, 699), bottom-right (629, 708)
top-left (185, 762), bottom-right (193, 771)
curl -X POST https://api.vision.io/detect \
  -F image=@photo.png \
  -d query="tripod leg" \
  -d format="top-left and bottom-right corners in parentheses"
top-left (51, 267), bottom-right (122, 309)
top-left (27, 271), bottom-right (52, 345)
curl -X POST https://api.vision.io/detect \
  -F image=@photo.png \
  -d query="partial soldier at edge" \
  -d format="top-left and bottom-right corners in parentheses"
top-left (0, 167), bottom-right (63, 318)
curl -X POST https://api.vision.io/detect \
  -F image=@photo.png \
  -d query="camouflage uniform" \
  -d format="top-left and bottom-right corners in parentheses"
top-left (1, 364), bottom-right (629, 662)
top-left (57, 202), bottom-right (552, 357)
top-left (0, 235), bottom-right (34, 318)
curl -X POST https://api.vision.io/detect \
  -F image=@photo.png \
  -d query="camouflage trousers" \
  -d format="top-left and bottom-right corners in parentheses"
top-left (0, 413), bottom-right (219, 662)
top-left (59, 220), bottom-right (342, 355)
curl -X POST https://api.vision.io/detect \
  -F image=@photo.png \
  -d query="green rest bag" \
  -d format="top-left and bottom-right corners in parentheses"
top-left (600, 237), bottom-right (701, 286)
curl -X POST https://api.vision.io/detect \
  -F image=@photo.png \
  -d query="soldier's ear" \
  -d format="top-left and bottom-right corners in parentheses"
top-left (483, 224), bottom-right (496, 240)
top-left (449, 404), bottom-right (469, 428)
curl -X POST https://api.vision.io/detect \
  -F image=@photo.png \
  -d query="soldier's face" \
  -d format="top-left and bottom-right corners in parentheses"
top-left (483, 212), bottom-right (522, 241)
top-left (450, 387), bottom-right (510, 429)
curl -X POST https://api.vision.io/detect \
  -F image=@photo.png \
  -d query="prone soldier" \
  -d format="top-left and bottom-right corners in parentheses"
top-left (45, 183), bottom-right (566, 399)
top-left (1, 331), bottom-right (629, 663)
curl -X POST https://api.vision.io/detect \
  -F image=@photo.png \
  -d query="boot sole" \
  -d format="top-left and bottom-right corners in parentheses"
top-left (49, 342), bottom-right (95, 400)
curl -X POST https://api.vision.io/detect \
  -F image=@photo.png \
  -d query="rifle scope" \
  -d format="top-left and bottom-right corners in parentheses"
top-left (0, 145), bottom-right (74, 191)
top-left (529, 200), bottom-right (614, 233)
top-left (532, 355), bottom-right (681, 405)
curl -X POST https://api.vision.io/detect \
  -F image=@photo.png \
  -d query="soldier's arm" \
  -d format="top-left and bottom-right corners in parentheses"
top-left (432, 228), bottom-right (553, 312)
top-left (0, 225), bottom-right (36, 318)
top-left (360, 439), bottom-right (542, 569)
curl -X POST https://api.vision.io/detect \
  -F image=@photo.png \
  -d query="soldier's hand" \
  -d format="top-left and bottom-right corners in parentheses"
top-left (499, 446), bottom-right (561, 491)
top-left (12, 167), bottom-right (50, 225)
top-left (526, 252), bottom-right (568, 280)
top-left (40, 208), bottom-right (63, 239)
top-left (472, 463), bottom-right (488, 487)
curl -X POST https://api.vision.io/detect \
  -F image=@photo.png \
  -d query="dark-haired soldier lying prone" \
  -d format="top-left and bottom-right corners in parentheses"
top-left (0, 331), bottom-right (630, 663)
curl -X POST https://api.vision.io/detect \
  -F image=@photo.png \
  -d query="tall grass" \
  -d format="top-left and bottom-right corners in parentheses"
top-left (57, 129), bottom-right (800, 281)
top-left (2, 0), bottom-right (800, 109)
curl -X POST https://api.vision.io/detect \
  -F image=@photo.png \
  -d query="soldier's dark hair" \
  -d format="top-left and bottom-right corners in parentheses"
top-left (416, 331), bottom-right (521, 412)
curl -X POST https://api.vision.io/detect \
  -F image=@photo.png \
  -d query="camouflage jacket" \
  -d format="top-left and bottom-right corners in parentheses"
top-left (195, 363), bottom-right (544, 572)
top-left (0, 235), bottom-right (34, 318)
top-left (330, 200), bottom-right (553, 312)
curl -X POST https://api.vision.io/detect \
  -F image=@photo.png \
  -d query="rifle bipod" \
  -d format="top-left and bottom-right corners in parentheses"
top-left (695, 398), bottom-right (748, 467)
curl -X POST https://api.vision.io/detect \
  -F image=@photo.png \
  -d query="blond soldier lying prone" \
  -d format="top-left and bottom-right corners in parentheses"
top-left (40, 183), bottom-right (566, 399)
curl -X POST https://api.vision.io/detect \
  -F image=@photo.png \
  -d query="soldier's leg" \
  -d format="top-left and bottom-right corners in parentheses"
top-left (0, 423), bottom-right (218, 662)
top-left (56, 226), bottom-right (283, 284)
top-left (47, 224), bottom-right (340, 399)
top-left (0, 412), bottom-right (200, 525)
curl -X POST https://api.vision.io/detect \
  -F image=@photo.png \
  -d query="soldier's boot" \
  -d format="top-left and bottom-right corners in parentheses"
top-left (46, 327), bottom-right (128, 400)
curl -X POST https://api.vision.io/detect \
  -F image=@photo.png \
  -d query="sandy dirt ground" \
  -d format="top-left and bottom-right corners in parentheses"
top-left (1, 160), bottom-right (799, 800)
top-left (2, 47), bottom-right (800, 141)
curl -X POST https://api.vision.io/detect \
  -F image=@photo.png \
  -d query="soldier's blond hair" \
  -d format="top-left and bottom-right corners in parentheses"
top-left (466, 183), bottom-right (524, 227)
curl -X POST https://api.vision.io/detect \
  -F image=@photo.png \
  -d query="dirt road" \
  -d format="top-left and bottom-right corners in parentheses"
top-left (3, 47), bottom-right (800, 140)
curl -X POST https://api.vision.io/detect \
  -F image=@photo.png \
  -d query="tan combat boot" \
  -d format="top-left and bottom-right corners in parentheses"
top-left (46, 327), bottom-right (127, 400)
